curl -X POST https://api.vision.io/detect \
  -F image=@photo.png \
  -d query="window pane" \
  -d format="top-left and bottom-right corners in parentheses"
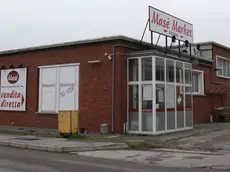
top-left (60, 66), bottom-right (76, 84)
top-left (223, 60), bottom-right (227, 77)
top-left (59, 85), bottom-right (75, 110)
top-left (192, 72), bottom-right (199, 93)
top-left (176, 85), bottom-right (184, 128)
top-left (166, 60), bottom-right (174, 82)
top-left (41, 68), bottom-right (56, 85)
top-left (156, 84), bottom-right (165, 131)
top-left (176, 62), bottom-right (183, 83)
top-left (185, 86), bottom-right (192, 94)
top-left (166, 85), bottom-right (175, 108)
top-left (41, 86), bottom-right (56, 111)
top-left (128, 85), bottom-right (139, 131)
top-left (129, 59), bottom-right (138, 81)
top-left (228, 61), bottom-right (230, 77)
top-left (142, 84), bottom-right (153, 131)
top-left (185, 63), bottom-right (191, 69)
top-left (217, 58), bottom-right (223, 67)
top-left (217, 58), bottom-right (223, 76)
top-left (186, 91), bottom-right (193, 127)
top-left (185, 69), bottom-right (191, 84)
top-left (142, 57), bottom-right (152, 81)
top-left (166, 85), bottom-right (175, 130)
top-left (156, 58), bottom-right (164, 81)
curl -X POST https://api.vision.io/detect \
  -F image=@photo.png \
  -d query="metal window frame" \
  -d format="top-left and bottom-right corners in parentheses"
top-left (127, 55), bottom-right (193, 135)
top-left (38, 63), bottom-right (80, 113)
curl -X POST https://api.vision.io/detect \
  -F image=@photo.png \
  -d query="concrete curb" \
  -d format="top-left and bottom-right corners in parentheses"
top-left (0, 139), bottom-right (128, 153)
top-left (152, 148), bottom-right (226, 156)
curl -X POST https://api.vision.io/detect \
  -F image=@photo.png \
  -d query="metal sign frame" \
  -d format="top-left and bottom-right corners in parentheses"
top-left (140, 6), bottom-right (199, 60)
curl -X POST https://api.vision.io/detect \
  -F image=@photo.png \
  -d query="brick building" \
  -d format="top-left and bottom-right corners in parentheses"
top-left (192, 42), bottom-right (230, 123)
top-left (0, 35), bottom-right (229, 135)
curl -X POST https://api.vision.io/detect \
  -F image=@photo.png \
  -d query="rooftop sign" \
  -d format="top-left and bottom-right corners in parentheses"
top-left (149, 6), bottom-right (193, 43)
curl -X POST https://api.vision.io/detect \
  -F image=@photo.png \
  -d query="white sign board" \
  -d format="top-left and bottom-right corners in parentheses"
top-left (149, 6), bottom-right (193, 43)
top-left (0, 68), bottom-right (27, 111)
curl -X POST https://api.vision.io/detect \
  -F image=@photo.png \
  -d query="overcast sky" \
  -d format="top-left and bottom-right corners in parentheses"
top-left (0, 0), bottom-right (229, 51)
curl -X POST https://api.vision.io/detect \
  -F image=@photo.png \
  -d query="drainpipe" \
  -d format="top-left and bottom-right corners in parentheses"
top-left (111, 44), bottom-right (139, 133)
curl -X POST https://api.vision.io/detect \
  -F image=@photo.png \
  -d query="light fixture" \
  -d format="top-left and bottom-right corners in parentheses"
top-left (196, 44), bottom-right (201, 51)
top-left (182, 49), bottom-right (188, 53)
top-left (107, 55), bottom-right (112, 61)
top-left (181, 40), bottom-right (189, 54)
top-left (166, 35), bottom-right (177, 52)
top-left (185, 40), bottom-right (189, 47)
top-left (104, 53), bottom-right (113, 61)
top-left (191, 43), bottom-right (201, 60)
top-left (171, 35), bottom-right (176, 43)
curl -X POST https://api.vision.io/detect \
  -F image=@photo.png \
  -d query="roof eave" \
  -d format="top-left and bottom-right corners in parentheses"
top-left (0, 35), bottom-right (152, 56)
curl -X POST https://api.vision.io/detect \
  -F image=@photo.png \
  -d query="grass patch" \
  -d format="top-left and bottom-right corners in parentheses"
top-left (0, 130), bottom-right (27, 135)
top-left (126, 141), bottom-right (156, 150)
top-left (69, 133), bottom-right (157, 150)
top-left (0, 131), bottom-right (159, 150)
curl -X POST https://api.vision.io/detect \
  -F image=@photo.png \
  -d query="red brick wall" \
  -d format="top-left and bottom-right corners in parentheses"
top-left (192, 44), bottom-right (230, 124)
top-left (212, 45), bottom-right (230, 120)
top-left (192, 65), bottom-right (211, 123)
top-left (0, 43), bottom-right (118, 132)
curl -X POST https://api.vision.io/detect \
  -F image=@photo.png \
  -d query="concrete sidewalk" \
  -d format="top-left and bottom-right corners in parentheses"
top-left (2, 123), bottom-right (230, 154)
top-left (77, 149), bottom-right (230, 170)
top-left (0, 134), bottom-right (128, 153)
top-left (120, 123), bottom-right (230, 153)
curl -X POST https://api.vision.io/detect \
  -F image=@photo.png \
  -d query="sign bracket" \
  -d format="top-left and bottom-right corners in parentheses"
top-left (140, 18), bottom-right (150, 44)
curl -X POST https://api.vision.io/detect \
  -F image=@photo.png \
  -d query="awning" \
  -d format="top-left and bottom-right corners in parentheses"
top-left (207, 84), bottom-right (230, 95)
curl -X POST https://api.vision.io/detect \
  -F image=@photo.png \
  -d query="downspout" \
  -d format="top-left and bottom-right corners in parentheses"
top-left (111, 44), bottom-right (139, 133)
top-left (210, 46), bottom-right (216, 121)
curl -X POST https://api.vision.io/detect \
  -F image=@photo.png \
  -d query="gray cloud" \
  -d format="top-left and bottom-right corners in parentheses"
top-left (0, 0), bottom-right (229, 51)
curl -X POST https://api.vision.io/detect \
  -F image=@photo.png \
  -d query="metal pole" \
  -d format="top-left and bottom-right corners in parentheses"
top-left (156, 35), bottom-right (160, 46)
top-left (165, 36), bottom-right (168, 52)
top-left (112, 46), bottom-right (115, 133)
top-left (178, 40), bottom-right (181, 53)
top-left (151, 32), bottom-right (153, 46)
top-left (140, 19), bottom-right (149, 44)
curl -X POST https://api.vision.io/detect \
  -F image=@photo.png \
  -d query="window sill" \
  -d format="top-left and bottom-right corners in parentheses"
top-left (35, 112), bottom-right (58, 115)
top-left (216, 75), bottom-right (230, 79)
top-left (183, 93), bottom-right (206, 96)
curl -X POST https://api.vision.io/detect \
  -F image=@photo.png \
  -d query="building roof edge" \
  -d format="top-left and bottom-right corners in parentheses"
top-left (0, 35), bottom-right (151, 55)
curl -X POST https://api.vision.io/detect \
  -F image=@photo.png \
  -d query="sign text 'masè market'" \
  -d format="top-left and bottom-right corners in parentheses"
top-left (149, 6), bottom-right (193, 43)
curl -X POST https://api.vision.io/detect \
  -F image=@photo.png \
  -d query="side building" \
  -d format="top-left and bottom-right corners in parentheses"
top-left (192, 42), bottom-right (230, 123)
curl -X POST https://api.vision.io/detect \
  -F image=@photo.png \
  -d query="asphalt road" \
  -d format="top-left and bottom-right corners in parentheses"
top-left (0, 146), bottom-right (224, 172)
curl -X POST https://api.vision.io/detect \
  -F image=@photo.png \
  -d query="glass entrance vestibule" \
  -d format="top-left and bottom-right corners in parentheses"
top-left (127, 55), bottom-right (193, 135)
